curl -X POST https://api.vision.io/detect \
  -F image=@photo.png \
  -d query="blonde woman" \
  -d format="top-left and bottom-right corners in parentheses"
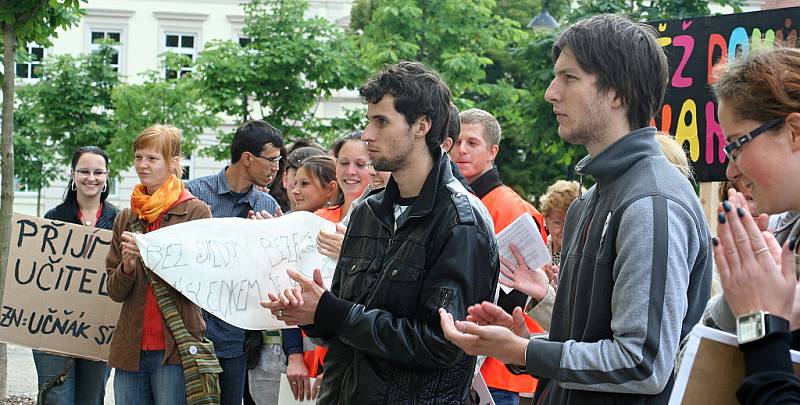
top-left (105, 125), bottom-right (211, 405)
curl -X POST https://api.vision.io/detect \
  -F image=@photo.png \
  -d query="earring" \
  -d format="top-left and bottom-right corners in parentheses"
top-left (102, 183), bottom-right (108, 193)
top-left (71, 180), bottom-right (76, 191)
top-left (325, 200), bottom-right (332, 207)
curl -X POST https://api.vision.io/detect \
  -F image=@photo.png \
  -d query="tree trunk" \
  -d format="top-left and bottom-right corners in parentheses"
top-left (0, 21), bottom-right (18, 401)
top-left (36, 187), bottom-right (41, 216)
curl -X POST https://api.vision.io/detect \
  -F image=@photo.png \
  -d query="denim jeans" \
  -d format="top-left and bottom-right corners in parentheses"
top-left (114, 350), bottom-right (185, 405)
top-left (32, 350), bottom-right (109, 405)
top-left (219, 353), bottom-right (247, 405)
top-left (489, 388), bottom-right (521, 405)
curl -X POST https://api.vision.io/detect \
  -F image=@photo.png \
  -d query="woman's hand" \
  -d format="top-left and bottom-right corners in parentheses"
top-left (317, 223), bottom-right (346, 260)
top-left (312, 372), bottom-right (324, 399)
top-left (499, 244), bottom-right (550, 301)
top-left (248, 208), bottom-right (282, 220)
top-left (542, 263), bottom-right (559, 287)
top-left (714, 189), bottom-right (797, 321)
top-left (120, 231), bottom-right (141, 275)
top-left (286, 353), bottom-right (311, 400)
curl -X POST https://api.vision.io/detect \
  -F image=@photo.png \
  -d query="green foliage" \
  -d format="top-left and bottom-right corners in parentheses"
top-left (12, 45), bottom-right (117, 190)
top-left (495, 0), bottom-right (571, 26)
top-left (474, 30), bottom-right (585, 199)
top-left (567, 0), bottom-right (744, 22)
top-left (195, 0), bottom-right (367, 160)
top-left (303, 107), bottom-right (368, 149)
top-left (109, 69), bottom-right (222, 176)
top-left (13, 84), bottom-right (61, 192)
top-left (355, 0), bottom-right (525, 98)
top-left (352, 0), bottom-right (746, 200)
top-left (0, 0), bottom-right (83, 48)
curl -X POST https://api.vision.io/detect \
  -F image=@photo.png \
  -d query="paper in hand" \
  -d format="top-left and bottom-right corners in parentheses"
top-left (495, 213), bottom-right (551, 293)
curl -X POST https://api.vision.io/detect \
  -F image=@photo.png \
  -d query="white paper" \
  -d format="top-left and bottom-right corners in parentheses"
top-left (495, 213), bottom-right (551, 293)
top-left (470, 372), bottom-right (495, 405)
top-left (279, 373), bottom-right (318, 405)
top-left (133, 211), bottom-right (336, 330)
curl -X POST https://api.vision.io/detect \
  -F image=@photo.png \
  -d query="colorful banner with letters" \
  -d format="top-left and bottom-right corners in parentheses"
top-left (648, 7), bottom-right (799, 182)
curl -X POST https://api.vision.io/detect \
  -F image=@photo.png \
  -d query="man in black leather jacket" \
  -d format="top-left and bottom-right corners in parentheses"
top-left (264, 61), bottom-right (499, 404)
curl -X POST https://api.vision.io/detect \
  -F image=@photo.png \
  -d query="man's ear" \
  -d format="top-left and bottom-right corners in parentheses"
top-left (787, 112), bottom-right (800, 153)
top-left (442, 137), bottom-right (453, 152)
top-left (487, 144), bottom-right (499, 161)
top-left (414, 116), bottom-right (432, 140)
top-left (609, 90), bottom-right (624, 110)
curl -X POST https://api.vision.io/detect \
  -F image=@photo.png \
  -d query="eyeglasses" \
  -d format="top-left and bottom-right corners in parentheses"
top-left (253, 154), bottom-right (283, 164)
top-left (74, 169), bottom-right (108, 177)
top-left (724, 117), bottom-right (785, 161)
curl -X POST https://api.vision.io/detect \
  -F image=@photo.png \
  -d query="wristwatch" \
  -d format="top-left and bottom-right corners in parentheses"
top-left (736, 311), bottom-right (789, 344)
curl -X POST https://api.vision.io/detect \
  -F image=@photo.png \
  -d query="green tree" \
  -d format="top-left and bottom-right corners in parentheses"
top-left (195, 0), bottom-right (367, 159)
top-left (0, 0), bottom-right (84, 396)
top-left (567, 0), bottom-right (743, 22)
top-left (109, 66), bottom-right (222, 176)
top-left (351, 0), bottom-right (746, 201)
top-left (353, 0), bottom-right (525, 98)
top-left (11, 45), bottom-right (118, 214)
top-left (12, 84), bottom-right (61, 215)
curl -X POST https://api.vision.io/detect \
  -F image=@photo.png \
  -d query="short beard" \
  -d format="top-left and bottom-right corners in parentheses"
top-left (372, 154), bottom-right (408, 172)
top-left (560, 93), bottom-right (611, 148)
top-left (371, 128), bottom-right (415, 172)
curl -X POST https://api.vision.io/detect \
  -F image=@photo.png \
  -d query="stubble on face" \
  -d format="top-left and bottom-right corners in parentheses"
top-left (372, 128), bottom-right (414, 172)
top-left (559, 90), bottom-right (611, 148)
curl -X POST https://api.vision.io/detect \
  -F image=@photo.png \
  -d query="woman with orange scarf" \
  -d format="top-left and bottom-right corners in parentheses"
top-left (105, 125), bottom-right (211, 405)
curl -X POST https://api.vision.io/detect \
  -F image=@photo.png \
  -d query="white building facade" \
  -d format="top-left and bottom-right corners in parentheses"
top-left (12, 0), bottom-right (359, 215)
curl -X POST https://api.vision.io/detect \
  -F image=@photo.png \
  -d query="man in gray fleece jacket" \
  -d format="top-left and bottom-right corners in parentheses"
top-left (441, 14), bottom-right (712, 405)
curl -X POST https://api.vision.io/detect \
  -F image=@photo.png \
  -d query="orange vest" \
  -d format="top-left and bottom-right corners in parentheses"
top-left (314, 205), bottom-right (344, 222)
top-left (302, 333), bottom-right (326, 378)
top-left (302, 206), bottom-right (343, 376)
top-left (479, 185), bottom-right (548, 394)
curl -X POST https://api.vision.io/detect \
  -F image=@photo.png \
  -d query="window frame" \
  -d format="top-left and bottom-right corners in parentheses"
top-left (88, 28), bottom-right (124, 72)
top-left (162, 31), bottom-right (199, 79)
top-left (15, 43), bottom-right (46, 83)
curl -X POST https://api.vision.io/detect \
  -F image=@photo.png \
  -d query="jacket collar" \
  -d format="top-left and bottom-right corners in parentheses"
top-left (368, 150), bottom-right (452, 230)
top-left (575, 127), bottom-right (660, 186)
top-left (216, 167), bottom-right (262, 209)
top-left (469, 167), bottom-right (502, 199)
top-left (51, 198), bottom-right (118, 229)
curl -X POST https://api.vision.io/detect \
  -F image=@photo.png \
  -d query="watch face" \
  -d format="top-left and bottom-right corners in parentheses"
top-left (738, 312), bottom-right (765, 344)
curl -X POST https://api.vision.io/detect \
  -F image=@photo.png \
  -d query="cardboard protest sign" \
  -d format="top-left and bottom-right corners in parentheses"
top-left (133, 211), bottom-right (336, 330)
top-left (669, 325), bottom-right (800, 404)
top-left (647, 8), bottom-right (800, 182)
top-left (0, 213), bottom-right (121, 361)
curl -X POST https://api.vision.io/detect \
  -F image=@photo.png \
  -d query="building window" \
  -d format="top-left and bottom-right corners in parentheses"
top-left (106, 177), bottom-right (119, 197)
top-left (16, 44), bottom-right (44, 80)
top-left (181, 150), bottom-right (193, 180)
top-left (13, 177), bottom-right (34, 194)
top-left (90, 30), bottom-right (122, 71)
top-left (238, 36), bottom-right (251, 47)
top-left (164, 32), bottom-right (196, 79)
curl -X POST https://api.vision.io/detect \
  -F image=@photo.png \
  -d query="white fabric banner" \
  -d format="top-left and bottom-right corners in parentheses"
top-left (133, 211), bottom-right (336, 330)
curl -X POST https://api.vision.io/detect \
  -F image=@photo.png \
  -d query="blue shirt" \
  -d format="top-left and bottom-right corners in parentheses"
top-left (185, 168), bottom-right (279, 358)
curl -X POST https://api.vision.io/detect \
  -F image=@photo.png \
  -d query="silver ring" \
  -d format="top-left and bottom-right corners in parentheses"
top-left (278, 309), bottom-right (283, 317)
top-left (754, 247), bottom-right (770, 255)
